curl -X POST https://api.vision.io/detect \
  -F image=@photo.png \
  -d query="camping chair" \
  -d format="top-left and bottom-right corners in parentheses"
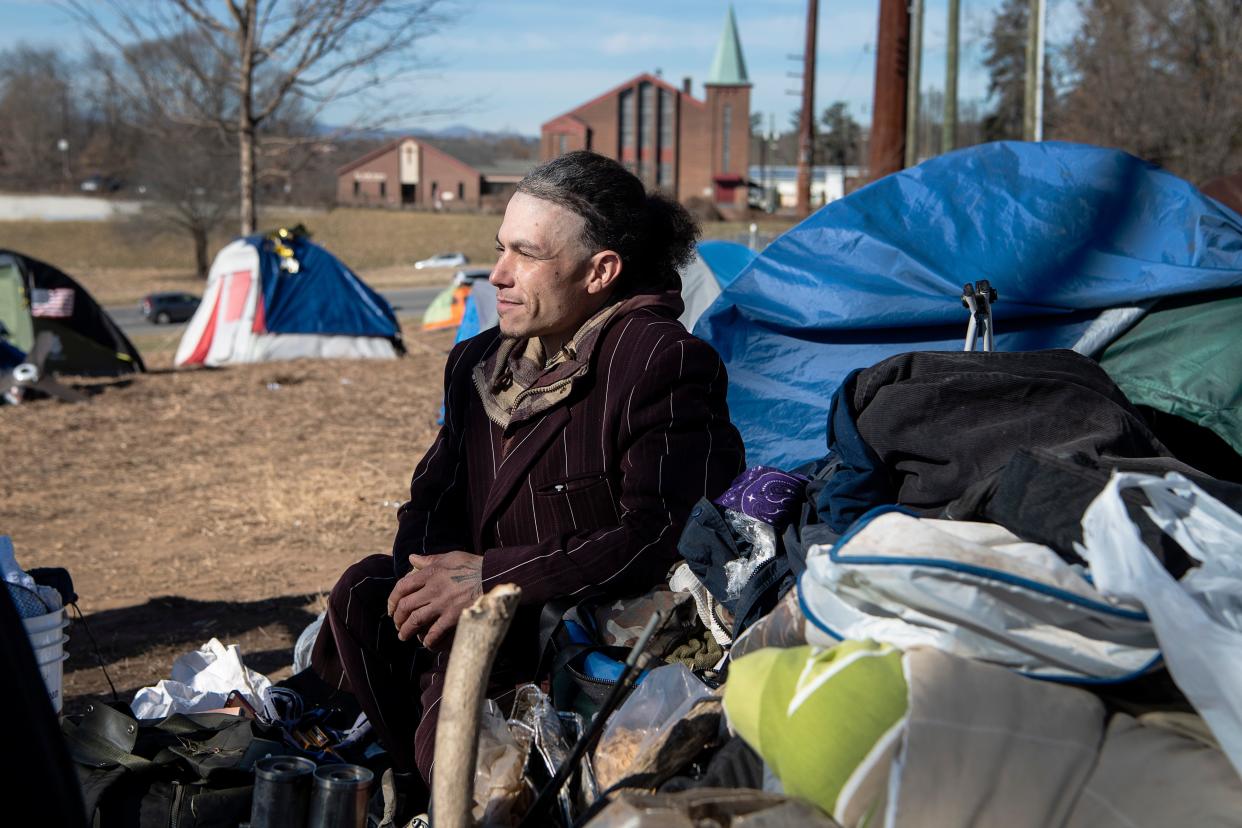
top-left (1, 331), bottom-right (88, 405)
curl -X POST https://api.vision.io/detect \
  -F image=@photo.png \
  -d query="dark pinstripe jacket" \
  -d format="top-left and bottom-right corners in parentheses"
top-left (392, 291), bottom-right (746, 611)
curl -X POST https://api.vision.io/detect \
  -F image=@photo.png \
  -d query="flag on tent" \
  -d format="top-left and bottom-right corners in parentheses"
top-left (31, 288), bottom-right (74, 318)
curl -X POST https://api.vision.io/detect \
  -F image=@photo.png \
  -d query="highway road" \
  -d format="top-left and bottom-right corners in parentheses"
top-left (106, 285), bottom-right (443, 337)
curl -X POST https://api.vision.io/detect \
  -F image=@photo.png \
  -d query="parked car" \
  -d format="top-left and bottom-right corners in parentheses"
top-left (451, 266), bottom-right (492, 286)
top-left (414, 251), bottom-right (468, 270)
top-left (80, 175), bottom-right (123, 194)
top-left (141, 291), bottom-right (200, 324)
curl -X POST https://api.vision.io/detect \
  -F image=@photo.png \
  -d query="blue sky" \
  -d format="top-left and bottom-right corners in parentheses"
top-left (1, 0), bottom-right (1080, 135)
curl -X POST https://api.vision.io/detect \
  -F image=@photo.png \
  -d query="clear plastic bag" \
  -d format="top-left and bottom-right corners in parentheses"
top-left (509, 684), bottom-right (597, 824)
top-left (722, 510), bottom-right (778, 600)
top-left (473, 699), bottom-right (530, 826)
top-left (730, 588), bottom-right (807, 662)
top-left (593, 663), bottom-right (712, 790)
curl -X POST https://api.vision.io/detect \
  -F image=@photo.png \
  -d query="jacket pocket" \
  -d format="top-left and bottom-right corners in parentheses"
top-left (533, 472), bottom-right (620, 531)
top-left (535, 471), bottom-right (609, 496)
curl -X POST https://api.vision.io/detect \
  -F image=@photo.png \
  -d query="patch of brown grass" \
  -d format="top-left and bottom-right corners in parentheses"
top-left (0, 328), bottom-right (458, 708)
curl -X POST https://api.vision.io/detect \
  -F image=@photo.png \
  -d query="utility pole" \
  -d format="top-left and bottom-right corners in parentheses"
top-left (943, 0), bottom-right (960, 152)
top-left (796, 0), bottom-right (819, 217)
top-left (1023, 0), bottom-right (1047, 141)
top-left (760, 112), bottom-right (769, 210)
top-left (904, 0), bottom-right (924, 168)
top-left (767, 113), bottom-right (776, 211)
top-left (869, 0), bottom-right (910, 180)
top-left (57, 138), bottom-right (70, 192)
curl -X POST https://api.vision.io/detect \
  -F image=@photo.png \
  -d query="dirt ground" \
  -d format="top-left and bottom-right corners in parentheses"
top-left (0, 328), bottom-right (459, 713)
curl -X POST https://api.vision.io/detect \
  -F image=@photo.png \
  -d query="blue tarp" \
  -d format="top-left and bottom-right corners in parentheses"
top-left (695, 141), bottom-right (1242, 469)
top-left (250, 235), bottom-right (400, 338)
top-left (697, 240), bottom-right (756, 289)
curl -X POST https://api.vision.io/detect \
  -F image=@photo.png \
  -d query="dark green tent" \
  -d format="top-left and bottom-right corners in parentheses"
top-left (0, 250), bottom-right (144, 375)
top-left (1100, 290), bottom-right (1242, 475)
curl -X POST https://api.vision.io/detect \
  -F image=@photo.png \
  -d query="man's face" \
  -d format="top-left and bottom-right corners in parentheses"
top-left (491, 193), bottom-right (601, 346)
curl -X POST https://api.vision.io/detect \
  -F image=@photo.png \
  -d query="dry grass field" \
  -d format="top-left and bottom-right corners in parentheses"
top-left (0, 207), bottom-right (792, 304)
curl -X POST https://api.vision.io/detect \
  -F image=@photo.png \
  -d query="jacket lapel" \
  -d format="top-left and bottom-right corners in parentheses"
top-left (474, 405), bottom-right (571, 551)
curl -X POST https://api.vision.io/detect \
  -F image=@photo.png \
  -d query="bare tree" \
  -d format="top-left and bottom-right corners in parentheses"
top-left (66, 0), bottom-right (452, 234)
top-left (1059, 0), bottom-right (1242, 183)
top-left (140, 124), bottom-right (238, 279)
top-left (0, 47), bottom-right (82, 191)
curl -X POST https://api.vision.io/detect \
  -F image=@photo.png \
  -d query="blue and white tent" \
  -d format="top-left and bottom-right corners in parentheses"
top-left (694, 141), bottom-right (1242, 469)
top-left (175, 234), bottom-right (402, 367)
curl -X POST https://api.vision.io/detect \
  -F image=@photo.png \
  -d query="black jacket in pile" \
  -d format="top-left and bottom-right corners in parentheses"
top-left (815, 350), bottom-right (1216, 557)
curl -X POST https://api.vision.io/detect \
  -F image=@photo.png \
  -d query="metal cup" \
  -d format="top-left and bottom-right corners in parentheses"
top-left (307, 764), bottom-right (374, 828)
top-left (251, 755), bottom-right (317, 828)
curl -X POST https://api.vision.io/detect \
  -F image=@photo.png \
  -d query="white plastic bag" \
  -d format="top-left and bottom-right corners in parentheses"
top-left (131, 637), bottom-right (272, 718)
top-left (292, 611), bottom-right (325, 674)
top-left (1078, 471), bottom-right (1242, 777)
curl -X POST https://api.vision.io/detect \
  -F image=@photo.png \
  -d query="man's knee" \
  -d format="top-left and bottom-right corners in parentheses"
top-left (327, 553), bottom-right (396, 627)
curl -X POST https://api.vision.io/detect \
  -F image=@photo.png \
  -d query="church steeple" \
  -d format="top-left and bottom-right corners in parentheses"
top-left (706, 4), bottom-right (750, 86)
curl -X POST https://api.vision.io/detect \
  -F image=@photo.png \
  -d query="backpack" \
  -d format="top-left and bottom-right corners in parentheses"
top-left (61, 700), bottom-right (293, 828)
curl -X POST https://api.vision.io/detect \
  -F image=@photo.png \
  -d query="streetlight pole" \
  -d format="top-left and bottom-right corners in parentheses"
top-left (57, 138), bottom-right (70, 192)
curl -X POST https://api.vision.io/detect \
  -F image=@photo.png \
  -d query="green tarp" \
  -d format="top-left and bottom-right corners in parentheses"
top-left (1100, 291), bottom-right (1242, 455)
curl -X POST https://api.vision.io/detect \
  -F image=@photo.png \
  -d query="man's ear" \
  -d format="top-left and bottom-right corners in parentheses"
top-left (585, 249), bottom-right (622, 295)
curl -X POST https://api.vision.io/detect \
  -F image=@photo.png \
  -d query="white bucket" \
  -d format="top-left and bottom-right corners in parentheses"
top-left (22, 608), bottom-right (69, 713)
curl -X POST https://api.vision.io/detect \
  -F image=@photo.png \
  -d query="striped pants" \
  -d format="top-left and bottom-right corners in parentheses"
top-left (310, 554), bottom-right (532, 783)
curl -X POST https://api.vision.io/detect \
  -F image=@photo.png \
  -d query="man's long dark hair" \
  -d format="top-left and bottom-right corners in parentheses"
top-left (515, 151), bottom-right (700, 293)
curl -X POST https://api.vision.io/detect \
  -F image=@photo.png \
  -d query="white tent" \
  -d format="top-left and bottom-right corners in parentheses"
top-left (175, 237), bottom-right (401, 367)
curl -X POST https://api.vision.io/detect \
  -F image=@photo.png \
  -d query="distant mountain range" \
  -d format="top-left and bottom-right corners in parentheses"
top-left (421, 124), bottom-right (534, 141)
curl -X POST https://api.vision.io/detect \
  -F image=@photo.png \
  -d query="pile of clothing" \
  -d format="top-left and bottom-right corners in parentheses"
top-left (563, 348), bottom-right (1242, 827)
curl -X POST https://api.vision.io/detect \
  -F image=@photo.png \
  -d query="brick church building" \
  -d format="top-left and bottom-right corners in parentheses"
top-left (540, 6), bottom-right (752, 211)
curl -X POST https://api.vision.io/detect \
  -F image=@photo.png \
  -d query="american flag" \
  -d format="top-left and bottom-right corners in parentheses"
top-left (31, 288), bottom-right (75, 319)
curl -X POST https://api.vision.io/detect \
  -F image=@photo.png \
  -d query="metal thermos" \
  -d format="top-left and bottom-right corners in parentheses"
top-left (307, 764), bottom-right (374, 828)
top-left (250, 755), bottom-right (316, 828)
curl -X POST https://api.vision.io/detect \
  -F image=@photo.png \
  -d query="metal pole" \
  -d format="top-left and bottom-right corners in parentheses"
top-left (943, 0), bottom-right (959, 152)
top-left (1033, 0), bottom-right (1046, 141)
top-left (57, 139), bottom-right (70, 192)
top-left (796, 0), bottom-right (819, 217)
top-left (1023, 0), bottom-right (1047, 140)
top-left (904, 0), bottom-right (924, 168)
top-left (869, 0), bottom-right (910, 180)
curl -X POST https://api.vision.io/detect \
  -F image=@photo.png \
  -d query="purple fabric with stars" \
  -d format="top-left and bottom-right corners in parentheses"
top-left (712, 466), bottom-right (809, 530)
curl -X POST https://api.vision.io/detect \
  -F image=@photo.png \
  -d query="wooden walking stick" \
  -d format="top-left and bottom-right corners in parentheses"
top-left (431, 584), bottom-right (522, 828)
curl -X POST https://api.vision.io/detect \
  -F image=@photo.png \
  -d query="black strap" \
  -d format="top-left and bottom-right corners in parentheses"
top-left (536, 596), bottom-right (579, 678)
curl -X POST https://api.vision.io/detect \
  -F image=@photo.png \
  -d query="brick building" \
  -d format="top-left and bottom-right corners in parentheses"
top-left (335, 137), bottom-right (494, 210)
top-left (540, 6), bottom-right (752, 211)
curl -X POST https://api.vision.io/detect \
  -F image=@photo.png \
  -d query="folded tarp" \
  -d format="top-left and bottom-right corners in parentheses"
top-left (695, 141), bottom-right (1242, 468)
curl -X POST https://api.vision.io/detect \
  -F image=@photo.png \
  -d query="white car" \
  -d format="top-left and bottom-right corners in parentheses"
top-left (414, 252), bottom-right (469, 270)
top-left (452, 267), bottom-right (492, 286)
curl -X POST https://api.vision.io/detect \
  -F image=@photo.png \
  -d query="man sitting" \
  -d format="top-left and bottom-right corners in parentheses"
top-left (310, 150), bottom-right (745, 795)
